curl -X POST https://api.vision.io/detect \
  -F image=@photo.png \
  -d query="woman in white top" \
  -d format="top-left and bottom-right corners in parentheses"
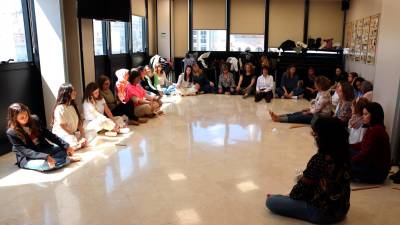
top-left (255, 65), bottom-right (274, 103)
top-left (176, 65), bottom-right (197, 96)
top-left (83, 82), bottom-right (126, 135)
top-left (52, 83), bottom-right (87, 150)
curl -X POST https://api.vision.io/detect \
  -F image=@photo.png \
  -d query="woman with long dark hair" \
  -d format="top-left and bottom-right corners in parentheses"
top-left (177, 65), bottom-right (197, 96)
top-left (98, 75), bottom-right (145, 125)
top-left (6, 103), bottom-right (80, 172)
top-left (266, 117), bottom-right (351, 224)
top-left (83, 82), bottom-right (124, 136)
top-left (276, 65), bottom-right (303, 99)
top-left (52, 83), bottom-right (87, 150)
top-left (351, 102), bottom-right (391, 183)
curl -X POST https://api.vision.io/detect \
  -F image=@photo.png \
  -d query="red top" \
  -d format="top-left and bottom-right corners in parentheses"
top-left (351, 124), bottom-right (391, 170)
top-left (125, 83), bottom-right (146, 106)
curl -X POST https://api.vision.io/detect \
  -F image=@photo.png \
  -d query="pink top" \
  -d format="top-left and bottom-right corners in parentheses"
top-left (125, 83), bottom-right (146, 106)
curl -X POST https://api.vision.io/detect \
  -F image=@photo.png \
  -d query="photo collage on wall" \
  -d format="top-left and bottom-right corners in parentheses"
top-left (345, 14), bottom-right (380, 65)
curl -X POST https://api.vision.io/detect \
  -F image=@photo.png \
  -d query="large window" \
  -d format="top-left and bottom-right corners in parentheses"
top-left (0, 0), bottom-right (30, 62)
top-left (93, 20), bottom-right (106, 55)
top-left (110, 21), bottom-right (128, 54)
top-left (230, 34), bottom-right (264, 52)
top-left (192, 30), bottom-right (226, 51)
top-left (131, 15), bottom-right (145, 53)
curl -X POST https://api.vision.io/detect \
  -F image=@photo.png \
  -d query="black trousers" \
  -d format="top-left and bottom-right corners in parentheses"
top-left (255, 91), bottom-right (273, 102)
top-left (112, 100), bottom-right (139, 121)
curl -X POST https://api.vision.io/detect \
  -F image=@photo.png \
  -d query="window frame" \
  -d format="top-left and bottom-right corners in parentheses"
top-left (191, 29), bottom-right (227, 52)
top-left (131, 15), bottom-right (147, 53)
top-left (0, 0), bottom-right (35, 63)
top-left (229, 33), bottom-right (265, 52)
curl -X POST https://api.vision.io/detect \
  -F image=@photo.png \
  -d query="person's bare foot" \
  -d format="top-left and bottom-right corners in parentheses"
top-left (156, 110), bottom-right (164, 115)
top-left (269, 110), bottom-right (280, 122)
top-left (68, 155), bottom-right (81, 163)
top-left (137, 118), bottom-right (148, 123)
top-left (128, 120), bottom-right (140, 126)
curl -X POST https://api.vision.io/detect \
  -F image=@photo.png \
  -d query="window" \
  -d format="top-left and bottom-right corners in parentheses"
top-left (93, 20), bottom-right (106, 55)
top-left (0, 0), bottom-right (30, 62)
top-left (110, 21), bottom-right (128, 54)
top-left (131, 15), bottom-right (146, 53)
top-left (230, 34), bottom-right (264, 52)
top-left (192, 30), bottom-right (226, 51)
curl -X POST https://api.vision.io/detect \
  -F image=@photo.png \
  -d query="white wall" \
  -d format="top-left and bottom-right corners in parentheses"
top-left (373, 0), bottom-right (400, 148)
top-left (34, 0), bottom-right (67, 123)
top-left (157, 0), bottom-right (171, 59)
top-left (345, 0), bottom-right (382, 81)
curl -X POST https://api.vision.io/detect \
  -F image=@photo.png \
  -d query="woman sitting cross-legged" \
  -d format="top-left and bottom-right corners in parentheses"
top-left (176, 65), bottom-right (198, 96)
top-left (236, 63), bottom-right (256, 98)
top-left (153, 62), bottom-right (176, 95)
top-left (98, 74), bottom-right (146, 126)
top-left (266, 117), bottom-right (351, 224)
top-left (276, 65), bottom-right (303, 99)
top-left (125, 69), bottom-right (163, 117)
top-left (218, 63), bottom-right (236, 95)
top-left (255, 65), bottom-right (274, 103)
top-left (334, 81), bottom-right (355, 124)
top-left (269, 76), bottom-right (332, 124)
top-left (192, 63), bottom-right (214, 94)
top-left (350, 102), bottom-right (391, 184)
top-left (83, 83), bottom-right (126, 137)
top-left (141, 65), bottom-right (163, 96)
top-left (52, 83), bottom-right (87, 150)
top-left (6, 103), bottom-right (81, 172)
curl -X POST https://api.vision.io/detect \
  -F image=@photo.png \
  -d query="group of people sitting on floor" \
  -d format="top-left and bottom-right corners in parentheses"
top-left (265, 66), bottom-right (397, 223)
top-left (5, 66), bottom-right (167, 172)
top-left (5, 58), bottom-right (397, 224)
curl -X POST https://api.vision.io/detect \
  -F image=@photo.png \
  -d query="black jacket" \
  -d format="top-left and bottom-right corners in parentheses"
top-left (6, 115), bottom-right (69, 168)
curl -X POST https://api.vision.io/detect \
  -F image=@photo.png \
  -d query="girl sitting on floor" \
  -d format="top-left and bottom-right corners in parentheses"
top-left (269, 76), bottom-right (332, 124)
top-left (6, 103), bottom-right (80, 172)
top-left (52, 83), bottom-right (87, 150)
top-left (350, 102), bottom-right (391, 184)
top-left (176, 65), bottom-right (197, 96)
top-left (236, 63), bottom-right (256, 98)
top-left (83, 83), bottom-right (125, 137)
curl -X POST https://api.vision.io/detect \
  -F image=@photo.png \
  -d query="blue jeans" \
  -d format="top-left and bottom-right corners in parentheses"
top-left (276, 87), bottom-right (304, 98)
top-left (280, 111), bottom-right (314, 124)
top-left (350, 149), bottom-right (389, 184)
top-left (161, 84), bottom-right (176, 95)
top-left (23, 147), bottom-right (70, 172)
top-left (266, 195), bottom-right (345, 224)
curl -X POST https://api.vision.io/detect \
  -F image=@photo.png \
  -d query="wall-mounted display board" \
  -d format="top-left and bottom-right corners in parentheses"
top-left (345, 14), bottom-right (380, 65)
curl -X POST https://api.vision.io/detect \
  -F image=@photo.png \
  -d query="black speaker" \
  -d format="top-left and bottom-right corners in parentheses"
top-left (342, 0), bottom-right (350, 11)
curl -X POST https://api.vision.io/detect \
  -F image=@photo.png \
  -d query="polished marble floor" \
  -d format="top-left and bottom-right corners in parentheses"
top-left (0, 95), bottom-right (399, 225)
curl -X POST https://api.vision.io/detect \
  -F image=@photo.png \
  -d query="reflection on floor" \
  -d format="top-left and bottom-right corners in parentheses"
top-left (0, 95), bottom-right (399, 225)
